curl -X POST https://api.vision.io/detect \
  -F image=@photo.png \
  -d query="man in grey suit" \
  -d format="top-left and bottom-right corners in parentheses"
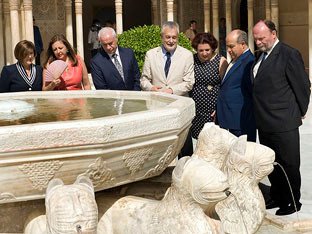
top-left (141, 21), bottom-right (195, 157)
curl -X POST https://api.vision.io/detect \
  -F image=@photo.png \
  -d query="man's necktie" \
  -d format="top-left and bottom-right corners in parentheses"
top-left (112, 54), bottom-right (124, 81)
top-left (164, 52), bottom-right (171, 77)
top-left (258, 52), bottom-right (267, 69)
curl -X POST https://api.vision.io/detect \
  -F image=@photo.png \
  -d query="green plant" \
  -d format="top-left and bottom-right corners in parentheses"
top-left (118, 25), bottom-right (193, 71)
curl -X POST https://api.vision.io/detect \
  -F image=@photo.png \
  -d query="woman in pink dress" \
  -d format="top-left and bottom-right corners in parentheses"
top-left (42, 34), bottom-right (91, 90)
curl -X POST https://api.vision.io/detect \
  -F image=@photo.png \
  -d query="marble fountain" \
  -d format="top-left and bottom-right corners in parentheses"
top-left (0, 90), bottom-right (195, 204)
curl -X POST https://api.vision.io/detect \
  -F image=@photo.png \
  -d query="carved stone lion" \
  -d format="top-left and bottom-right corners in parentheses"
top-left (216, 136), bottom-right (275, 234)
top-left (24, 176), bottom-right (98, 234)
top-left (97, 156), bottom-right (230, 234)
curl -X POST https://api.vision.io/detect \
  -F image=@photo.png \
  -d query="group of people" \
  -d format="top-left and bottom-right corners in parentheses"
top-left (0, 19), bottom-right (311, 217)
top-left (0, 34), bottom-right (91, 92)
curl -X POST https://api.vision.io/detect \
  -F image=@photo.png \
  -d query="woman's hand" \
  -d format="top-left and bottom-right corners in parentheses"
top-left (51, 77), bottom-right (61, 87)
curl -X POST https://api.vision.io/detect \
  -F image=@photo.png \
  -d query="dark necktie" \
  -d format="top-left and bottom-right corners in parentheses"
top-left (164, 52), bottom-right (171, 77)
top-left (112, 54), bottom-right (124, 81)
top-left (258, 52), bottom-right (267, 69)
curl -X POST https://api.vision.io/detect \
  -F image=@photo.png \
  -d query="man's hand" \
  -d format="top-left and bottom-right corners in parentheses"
top-left (161, 88), bottom-right (173, 94)
top-left (151, 86), bottom-right (162, 92)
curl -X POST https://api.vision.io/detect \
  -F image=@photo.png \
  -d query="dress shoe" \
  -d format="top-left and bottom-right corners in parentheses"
top-left (275, 203), bottom-right (302, 216)
top-left (265, 199), bottom-right (280, 209)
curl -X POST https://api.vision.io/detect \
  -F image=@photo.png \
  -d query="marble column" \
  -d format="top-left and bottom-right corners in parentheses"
top-left (115, 0), bottom-right (123, 34)
top-left (9, 0), bottom-right (20, 63)
top-left (173, 1), bottom-right (177, 22)
top-left (20, 4), bottom-right (25, 39)
top-left (225, 0), bottom-right (231, 34)
top-left (3, 0), bottom-right (12, 64)
top-left (203, 0), bottom-right (210, 32)
top-left (166, 0), bottom-right (174, 21)
top-left (75, 0), bottom-right (84, 58)
top-left (265, 0), bottom-right (271, 20)
top-left (151, 0), bottom-right (159, 25)
top-left (247, 0), bottom-right (254, 52)
top-left (0, 0), bottom-right (5, 67)
top-left (212, 0), bottom-right (219, 48)
top-left (309, 0), bottom-right (312, 79)
top-left (225, 0), bottom-right (232, 60)
top-left (23, 0), bottom-right (34, 42)
top-left (271, 0), bottom-right (278, 32)
top-left (65, 0), bottom-right (73, 46)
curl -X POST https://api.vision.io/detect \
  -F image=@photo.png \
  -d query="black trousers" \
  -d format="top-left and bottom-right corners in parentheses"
top-left (178, 129), bottom-right (193, 159)
top-left (258, 128), bottom-right (301, 207)
top-left (35, 53), bottom-right (41, 65)
top-left (229, 128), bottom-right (256, 142)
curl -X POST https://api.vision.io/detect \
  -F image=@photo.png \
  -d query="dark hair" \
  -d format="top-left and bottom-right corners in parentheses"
top-left (189, 20), bottom-right (197, 26)
top-left (263, 20), bottom-right (277, 33)
top-left (14, 40), bottom-right (36, 62)
top-left (44, 34), bottom-right (77, 68)
top-left (192, 32), bottom-right (218, 51)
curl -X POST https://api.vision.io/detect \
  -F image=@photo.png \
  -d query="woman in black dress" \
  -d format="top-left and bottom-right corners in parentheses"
top-left (0, 40), bottom-right (42, 92)
top-left (190, 33), bottom-right (228, 139)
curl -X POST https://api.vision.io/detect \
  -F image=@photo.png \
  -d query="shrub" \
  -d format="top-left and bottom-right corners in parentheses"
top-left (118, 25), bottom-right (193, 71)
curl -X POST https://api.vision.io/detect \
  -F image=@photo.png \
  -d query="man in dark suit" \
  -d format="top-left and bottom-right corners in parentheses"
top-left (90, 27), bottom-right (141, 91)
top-left (216, 29), bottom-right (256, 141)
top-left (252, 20), bottom-right (311, 216)
top-left (33, 17), bottom-right (43, 65)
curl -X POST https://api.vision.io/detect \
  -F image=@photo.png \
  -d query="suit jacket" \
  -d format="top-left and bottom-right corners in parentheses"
top-left (140, 45), bottom-right (194, 96)
top-left (90, 47), bottom-right (141, 91)
top-left (252, 42), bottom-right (311, 132)
top-left (0, 64), bottom-right (42, 92)
top-left (217, 49), bottom-right (256, 133)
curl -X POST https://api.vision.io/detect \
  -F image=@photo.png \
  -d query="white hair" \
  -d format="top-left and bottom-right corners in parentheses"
top-left (98, 27), bottom-right (117, 39)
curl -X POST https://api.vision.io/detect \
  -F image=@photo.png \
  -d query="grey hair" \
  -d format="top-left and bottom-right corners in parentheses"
top-left (98, 27), bottom-right (117, 39)
top-left (236, 30), bottom-right (248, 46)
top-left (161, 21), bottom-right (180, 34)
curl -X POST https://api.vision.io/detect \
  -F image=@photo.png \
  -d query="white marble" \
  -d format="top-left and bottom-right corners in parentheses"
top-left (24, 176), bottom-right (98, 234)
top-left (98, 156), bottom-right (229, 234)
top-left (0, 90), bottom-right (195, 203)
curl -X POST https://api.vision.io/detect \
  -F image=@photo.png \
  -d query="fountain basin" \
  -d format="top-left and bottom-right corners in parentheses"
top-left (0, 90), bottom-right (195, 203)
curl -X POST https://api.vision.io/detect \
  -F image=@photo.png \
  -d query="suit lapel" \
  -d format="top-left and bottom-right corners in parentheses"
top-left (256, 42), bottom-right (281, 77)
top-left (156, 47), bottom-right (166, 81)
top-left (166, 46), bottom-right (181, 81)
top-left (222, 60), bottom-right (241, 85)
top-left (222, 50), bottom-right (251, 85)
top-left (102, 47), bottom-right (125, 83)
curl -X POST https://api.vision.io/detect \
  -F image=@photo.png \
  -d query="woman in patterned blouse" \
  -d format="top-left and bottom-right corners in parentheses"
top-left (190, 32), bottom-right (228, 139)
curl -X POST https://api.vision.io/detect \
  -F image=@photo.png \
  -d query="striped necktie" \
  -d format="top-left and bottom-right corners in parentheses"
top-left (112, 54), bottom-right (124, 81)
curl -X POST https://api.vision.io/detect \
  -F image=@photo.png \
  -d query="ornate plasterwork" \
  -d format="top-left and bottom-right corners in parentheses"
top-left (123, 147), bottom-right (153, 175)
top-left (19, 160), bottom-right (63, 190)
top-left (80, 157), bottom-right (115, 188)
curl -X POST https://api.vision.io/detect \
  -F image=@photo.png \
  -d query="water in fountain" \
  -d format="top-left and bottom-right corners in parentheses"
top-left (230, 192), bottom-right (249, 234)
top-left (0, 99), bottom-right (35, 121)
top-left (0, 97), bottom-right (147, 126)
top-left (273, 162), bottom-right (301, 221)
